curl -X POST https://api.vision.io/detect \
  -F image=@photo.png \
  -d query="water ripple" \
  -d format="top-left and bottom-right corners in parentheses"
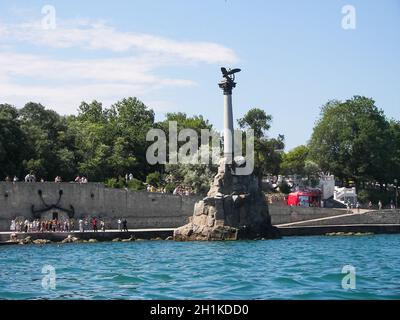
top-left (0, 235), bottom-right (399, 299)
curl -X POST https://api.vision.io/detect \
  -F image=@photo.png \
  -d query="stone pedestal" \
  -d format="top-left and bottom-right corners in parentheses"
top-left (174, 160), bottom-right (281, 241)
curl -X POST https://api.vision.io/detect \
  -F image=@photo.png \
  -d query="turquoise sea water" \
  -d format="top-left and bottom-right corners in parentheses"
top-left (0, 235), bottom-right (399, 300)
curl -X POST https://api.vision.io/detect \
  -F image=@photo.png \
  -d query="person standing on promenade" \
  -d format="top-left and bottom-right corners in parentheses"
top-left (92, 217), bottom-right (98, 232)
top-left (79, 218), bottom-right (84, 232)
top-left (346, 202), bottom-right (351, 214)
top-left (100, 220), bottom-right (106, 232)
top-left (24, 219), bottom-right (29, 232)
top-left (368, 201), bottom-right (373, 210)
top-left (10, 219), bottom-right (16, 232)
top-left (118, 218), bottom-right (122, 231)
top-left (378, 200), bottom-right (382, 210)
top-left (122, 218), bottom-right (128, 232)
top-left (356, 201), bottom-right (361, 214)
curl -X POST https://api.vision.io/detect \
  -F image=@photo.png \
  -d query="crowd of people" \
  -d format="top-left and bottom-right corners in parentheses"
top-left (4, 173), bottom-right (89, 184)
top-left (172, 186), bottom-right (193, 196)
top-left (145, 184), bottom-right (193, 196)
top-left (10, 218), bottom-right (75, 233)
top-left (9, 217), bottom-right (129, 233)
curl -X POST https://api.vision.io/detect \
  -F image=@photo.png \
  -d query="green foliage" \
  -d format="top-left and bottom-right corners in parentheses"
top-left (104, 178), bottom-right (119, 189)
top-left (278, 181), bottom-right (291, 194)
top-left (164, 182), bottom-right (176, 194)
top-left (308, 96), bottom-right (391, 185)
top-left (304, 160), bottom-right (320, 187)
top-left (0, 104), bottom-right (28, 178)
top-left (70, 98), bottom-right (155, 181)
top-left (238, 108), bottom-right (272, 139)
top-left (18, 102), bottom-right (77, 180)
top-left (127, 178), bottom-right (145, 191)
top-left (281, 145), bottom-right (309, 176)
top-left (146, 172), bottom-right (163, 187)
top-left (165, 162), bottom-right (217, 195)
top-left (357, 188), bottom-right (395, 207)
top-left (238, 108), bottom-right (284, 178)
top-left (0, 98), bottom-right (155, 182)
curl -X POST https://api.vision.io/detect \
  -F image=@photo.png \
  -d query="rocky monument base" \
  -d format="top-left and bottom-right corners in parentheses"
top-left (174, 160), bottom-right (281, 241)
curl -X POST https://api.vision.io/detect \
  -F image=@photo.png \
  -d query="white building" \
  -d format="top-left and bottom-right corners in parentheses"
top-left (334, 186), bottom-right (358, 205)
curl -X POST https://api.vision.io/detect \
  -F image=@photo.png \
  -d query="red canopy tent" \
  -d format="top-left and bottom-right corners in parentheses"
top-left (287, 189), bottom-right (322, 207)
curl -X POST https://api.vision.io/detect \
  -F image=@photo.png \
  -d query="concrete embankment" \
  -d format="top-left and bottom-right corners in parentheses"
top-left (276, 209), bottom-right (400, 236)
top-left (278, 224), bottom-right (400, 236)
top-left (0, 228), bottom-right (174, 245)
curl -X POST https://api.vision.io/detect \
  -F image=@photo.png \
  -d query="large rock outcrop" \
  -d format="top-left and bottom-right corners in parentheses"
top-left (174, 160), bottom-right (281, 241)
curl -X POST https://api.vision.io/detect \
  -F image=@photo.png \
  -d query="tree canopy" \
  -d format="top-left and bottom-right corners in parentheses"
top-left (308, 96), bottom-right (395, 187)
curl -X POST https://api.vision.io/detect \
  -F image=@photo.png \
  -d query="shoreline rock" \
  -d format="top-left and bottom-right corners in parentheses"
top-left (174, 160), bottom-right (281, 241)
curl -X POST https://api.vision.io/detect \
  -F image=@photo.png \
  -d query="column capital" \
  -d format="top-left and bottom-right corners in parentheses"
top-left (218, 78), bottom-right (236, 95)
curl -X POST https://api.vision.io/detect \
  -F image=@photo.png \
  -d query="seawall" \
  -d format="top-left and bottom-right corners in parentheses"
top-left (0, 182), bottom-right (369, 232)
top-left (0, 182), bottom-right (200, 231)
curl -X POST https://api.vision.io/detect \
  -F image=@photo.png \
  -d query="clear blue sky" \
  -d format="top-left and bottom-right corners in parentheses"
top-left (1, 0), bottom-right (399, 150)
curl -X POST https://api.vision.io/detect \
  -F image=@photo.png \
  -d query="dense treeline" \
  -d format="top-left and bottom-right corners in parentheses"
top-left (1, 95), bottom-right (398, 201)
top-left (0, 98), bottom-right (284, 194)
top-left (0, 98), bottom-right (156, 182)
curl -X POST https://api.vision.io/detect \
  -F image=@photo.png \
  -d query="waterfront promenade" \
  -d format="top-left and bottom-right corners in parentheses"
top-left (0, 228), bottom-right (175, 244)
top-left (1, 209), bottom-right (400, 244)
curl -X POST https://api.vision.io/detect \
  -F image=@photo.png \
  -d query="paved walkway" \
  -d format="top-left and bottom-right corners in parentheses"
top-left (276, 210), bottom-right (371, 227)
top-left (0, 228), bottom-right (176, 235)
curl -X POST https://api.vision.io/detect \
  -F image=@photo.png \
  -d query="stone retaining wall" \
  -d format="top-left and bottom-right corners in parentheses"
top-left (0, 182), bottom-right (358, 231)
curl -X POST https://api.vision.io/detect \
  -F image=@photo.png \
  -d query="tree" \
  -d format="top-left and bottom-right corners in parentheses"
top-left (165, 162), bottom-right (217, 195)
top-left (159, 112), bottom-right (217, 194)
top-left (304, 160), bottom-right (320, 187)
top-left (308, 96), bottom-right (391, 187)
top-left (19, 102), bottom-right (76, 180)
top-left (238, 108), bottom-right (272, 139)
top-left (0, 104), bottom-right (28, 178)
top-left (110, 97), bottom-right (155, 180)
top-left (280, 145), bottom-right (309, 176)
top-left (387, 120), bottom-right (400, 183)
top-left (71, 98), bottom-right (154, 181)
top-left (238, 108), bottom-right (284, 180)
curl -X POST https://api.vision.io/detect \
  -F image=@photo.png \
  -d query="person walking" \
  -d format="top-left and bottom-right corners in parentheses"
top-left (118, 218), bottom-right (122, 231)
top-left (100, 220), bottom-right (106, 232)
top-left (368, 201), bottom-right (373, 210)
top-left (378, 200), bottom-right (383, 211)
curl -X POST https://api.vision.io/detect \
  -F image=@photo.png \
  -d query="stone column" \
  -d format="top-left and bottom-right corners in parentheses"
top-left (223, 92), bottom-right (234, 164)
top-left (219, 75), bottom-right (236, 165)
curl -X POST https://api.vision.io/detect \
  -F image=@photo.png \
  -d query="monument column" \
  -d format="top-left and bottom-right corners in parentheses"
top-left (219, 68), bottom-right (240, 165)
top-left (173, 67), bottom-right (281, 241)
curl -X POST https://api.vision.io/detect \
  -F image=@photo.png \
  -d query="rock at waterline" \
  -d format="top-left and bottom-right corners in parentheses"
top-left (33, 239), bottom-right (52, 245)
top-left (174, 160), bottom-right (281, 241)
top-left (61, 235), bottom-right (80, 243)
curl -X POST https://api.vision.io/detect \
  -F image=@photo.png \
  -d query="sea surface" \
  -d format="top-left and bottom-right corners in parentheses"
top-left (0, 235), bottom-right (399, 300)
